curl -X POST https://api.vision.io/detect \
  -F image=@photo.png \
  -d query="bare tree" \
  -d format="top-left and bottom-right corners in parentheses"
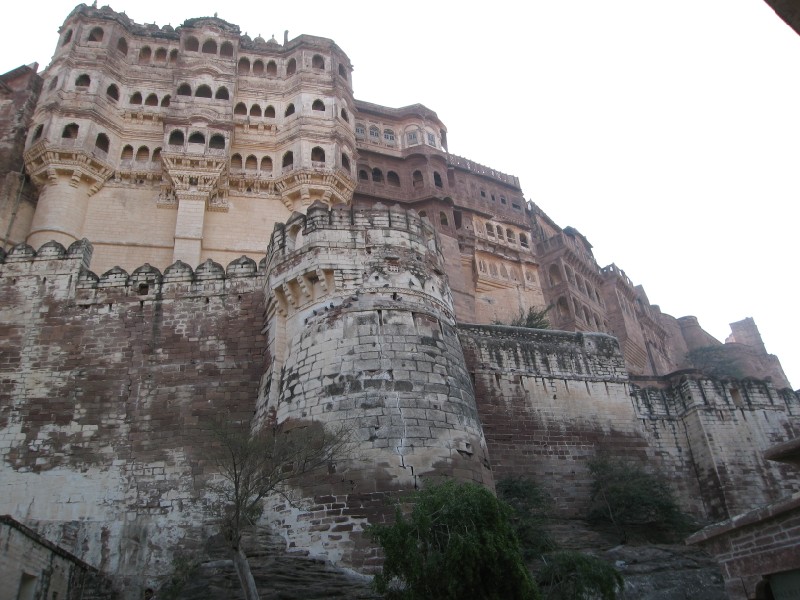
top-left (208, 418), bottom-right (353, 600)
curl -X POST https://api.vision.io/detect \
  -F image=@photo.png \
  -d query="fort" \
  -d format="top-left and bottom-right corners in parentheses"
top-left (1, 4), bottom-right (798, 599)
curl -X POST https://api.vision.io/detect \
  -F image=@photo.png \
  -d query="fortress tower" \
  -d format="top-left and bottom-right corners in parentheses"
top-left (258, 202), bottom-right (492, 565)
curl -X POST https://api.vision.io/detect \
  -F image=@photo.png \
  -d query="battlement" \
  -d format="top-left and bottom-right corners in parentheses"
top-left (0, 239), bottom-right (265, 300)
top-left (446, 153), bottom-right (521, 188)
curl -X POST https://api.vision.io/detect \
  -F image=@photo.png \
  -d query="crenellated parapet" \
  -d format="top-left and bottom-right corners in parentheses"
top-left (265, 200), bottom-right (453, 322)
top-left (0, 238), bottom-right (265, 303)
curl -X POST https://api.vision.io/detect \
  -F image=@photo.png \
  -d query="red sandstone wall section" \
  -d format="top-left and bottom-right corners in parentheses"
top-left (0, 240), bottom-right (266, 594)
top-left (631, 377), bottom-right (800, 520)
top-left (458, 324), bottom-right (649, 513)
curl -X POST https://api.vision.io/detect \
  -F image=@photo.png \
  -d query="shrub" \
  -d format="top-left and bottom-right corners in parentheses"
top-left (588, 456), bottom-right (694, 543)
top-left (537, 551), bottom-right (623, 600)
top-left (507, 306), bottom-right (551, 329)
top-left (496, 477), bottom-right (555, 558)
top-left (369, 480), bottom-right (540, 600)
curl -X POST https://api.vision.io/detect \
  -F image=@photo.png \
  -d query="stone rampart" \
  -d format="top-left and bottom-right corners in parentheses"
top-left (458, 324), bottom-right (649, 513)
top-left (0, 240), bottom-right (266, 597)
top-left (258, 202), bottom-right (491, 568)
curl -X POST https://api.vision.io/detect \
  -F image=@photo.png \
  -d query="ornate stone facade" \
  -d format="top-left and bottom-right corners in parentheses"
top-left (1, 5), bottom-right (798, 599)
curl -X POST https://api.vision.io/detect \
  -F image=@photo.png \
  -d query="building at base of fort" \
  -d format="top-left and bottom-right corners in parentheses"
top-left (1, 5), bottom-right (798, 599)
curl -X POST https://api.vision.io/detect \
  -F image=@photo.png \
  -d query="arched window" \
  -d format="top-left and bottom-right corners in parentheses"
top-left (117, 38), bottom-right (128, 55)
top-left (106, 84), bottom-right (119, 101)
top-left (358, 169), bottom-right (369, 181)
top-left (152, 148), bottom-right (161, 162)
top-left (188, 132), bottom-right (205, 144)
top-left (340, 108), bottom-right (349, 122)
top-left (238, 57), bottom-right (250, 75)
top-left (161, 95), bottom-right (171, 107)
top-left (185, 36), bottom-right (199, 52)
top-left (419, 211), bottom-right (428, 219)
top-left (195, 85), bottom-right (212, 98)
top-left (136, 146), bottom-right (149, 162)
top-left (369, 126), bottom-right (380, 140)
top-left (338, 64), bottom-right (347, 78)
top-left (519, 234), bottom-right (528, 248)
top-left (440, 212), bottom-right (449, 227)
top-left (250, 104), bottom-right (262, 117)
top-left (88, 27), bottom-right (104, 42)
top-left (209, 134), bottom-right (225, 149)
top-left (177, 83), bottom-right (191, 96)
top-left (286, 58), bottom-right (297, 75)
top-left (31, 124), bottom-right (43, 142)
top-left (245, 155), bottom-right (257, 170)
top-left (234, 102), bottom-right (247, 116)
top-left (372, 168), bottom-right (383, 183)
top-left (49, 77), bottom-right (58, 91)
top-left (549, 265), bottom-right (563, 286)
top-left (202, 39), bottom-right (218, 54)
top-left (557, 297), bottom-right (570, 318)
top-left (94, 133), bottom-right (109, 153)
top-left (145, 93), bottom-right (158, 106)
top-left (265, 105), bottom-right (276, 118)
top-left (260, 156), bottom-right (273, 173)
top-left (282, 151), bottom-right (294, 169)
top-left (341, 153), bottom-right (350, 171)
top-left (384, 129), bottom-right (395, 143)
top-left (215, 87), bottom-right (229, 100)
top-left (312, 54), bottom-right (325, 69)
top-left (168, 130), bottom-right (184, 146)
top-left (266, 60), bottom-right (277, 76)
top-left (155, 48), bottom-right (167, 63)
top-left (311, 146), bottom-right (325, 164)
top-left (486, 223), bottom-right (495, 237)
top-left (139, 46), bottom-right (151, 64)
top-left (284, 103), bottom-right (295, 117)
top-left (220, 41), bottom-right (234, 57)
top-left (253, 60), bottom-right (264, 75)
top-left (121, 145), bottom-right (134, 160)
top-left (387, 171), bottom-right (400, 187)
top-left (312, 99), bottom-right (325, 112)
top-left (355, 124), bottom-right (365, 138)
top-left (130, 92), bottom-right (142, 105)
top-left (496, 225), bottom-right (503, 238)
top-left (231, 154), bottom-right (242, 170)
top-left (75, 74), bottom-right (90, 88)
top-left (62, 30), bottom-right (73, 46)
top-left (433, 172), bottom-right (443, 188)
top-left (169, 49), bottom-right (178, 63)
top-left (412, 170), bottom-right (423, 188)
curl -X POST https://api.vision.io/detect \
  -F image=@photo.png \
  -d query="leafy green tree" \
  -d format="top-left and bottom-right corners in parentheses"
top-left (369, 480), bottom-right (540, 600)
top-left (537, 551), bottom-right (623, 600)
top-left (496, 477), bottom-right (555, 558)
top-left (588, 456), bottom-right (694, 543)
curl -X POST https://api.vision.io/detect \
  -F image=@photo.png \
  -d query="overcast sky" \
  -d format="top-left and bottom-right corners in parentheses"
top-left (2, 1), bottom-right (798, 388)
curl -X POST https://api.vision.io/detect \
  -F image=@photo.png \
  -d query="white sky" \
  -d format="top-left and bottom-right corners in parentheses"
top-left (2, 1), bottom-right (798, 388)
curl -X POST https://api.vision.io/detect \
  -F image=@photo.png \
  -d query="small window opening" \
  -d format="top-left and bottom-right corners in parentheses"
top-left (75, 74), bottom-right (90, 88)
top-left (220, 42), bottom-right (234, 57)
top-left (209, 134), bottom-right (225, 149)
top-left (234, 102), bottom-right (247, 116)
top-left (253, 60), bottom-right (264, 75)
top-left (238, 57), bottom-right (250, 75)
top-left (215, 87), bottom-right (229, 100)
top-left (188, 132), bottom-right (205, 144)
top-left (286, 58), bottom-right (296, 75)
top-left (106, 84), bottom-right (119, 101)
top-left (202, 39), bottom-right (217, 54)
top-left (265, 105), bottom-right (275, 118)
top-left (88, 27), bottom-right (104, 42)
top-left (312, 99), bottom-right (325, 112)
top-left (139, 46), bottom-right (151, 64)
top-left (312, 54), bottom-right (325, 69)
top-left (168, 130), bottom-right (184, 145)
top-left (266, 60), bottom-right (277, 76)
top-left (195, 85), bottom-right (212, 98)
top-left (130, 92), bottom-right (142, 105)
top-left (284, 103), bottom-right (295, 116)
top-left (117, 38), bottom-right (128, 55)
top-left (177, 83), bottom-right (191, 96)
top-left (185, 36), bottom-right (199, 52)
top-left (145, 93), bottom-right (158, 106)
top-left (311, 146), bottom-right (325, 163)
top-left (94, 133), bottom-right (109, 153)
top-left (250, 104), bottom-right (262, 117)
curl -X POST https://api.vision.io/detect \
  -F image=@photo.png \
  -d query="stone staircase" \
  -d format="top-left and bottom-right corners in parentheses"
top-left (166, 529), bottom-right (380, 600)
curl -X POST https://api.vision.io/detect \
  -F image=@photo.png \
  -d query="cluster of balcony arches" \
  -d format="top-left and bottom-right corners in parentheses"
top-left (547, 263), bottom-right (603, 306)
top-left (166, 130), bottom-right (227, 151)
top-left (480, 222), bottom-right (529, 249)
top-left (176, 83), bottom-right (230, 100)
top-left (357, 166), bottom-right (446, 191)
top-left (120, 144), bottom-right (162, 165)
top-left (229, 146), bottom-right (332, 176)
top-left (136, 46), bottom-right (179, 65)
top-left (184, 36), bottom-right (235, 57)
top-left (476, 259), bottom-right (526, 283)
top-left (554, 296), bottom-right (609, 332)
